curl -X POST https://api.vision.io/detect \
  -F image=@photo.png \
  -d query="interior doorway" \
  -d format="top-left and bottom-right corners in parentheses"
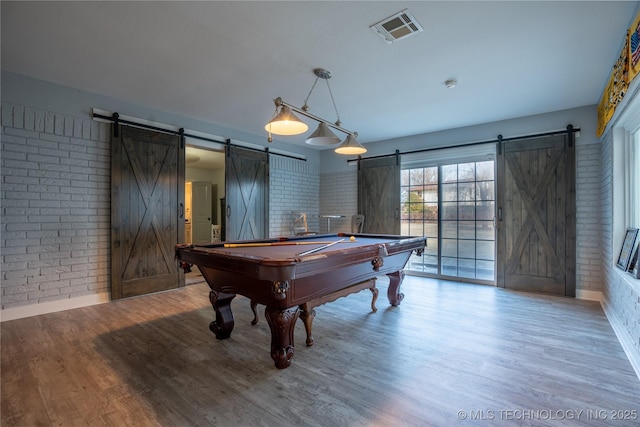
top-left (185, 145), bottom-right (225, 244)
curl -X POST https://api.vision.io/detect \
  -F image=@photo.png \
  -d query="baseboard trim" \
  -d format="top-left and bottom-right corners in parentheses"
top-left (0, 292), bottom-right (110, 322)
top-left (601, 298), bottom-right (640, 381)
top-left (575, 289), bottom-right (602, 301)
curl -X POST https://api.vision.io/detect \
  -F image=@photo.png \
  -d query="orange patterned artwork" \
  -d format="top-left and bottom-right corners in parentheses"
top-left (597, 35), bottom-right (629, 137)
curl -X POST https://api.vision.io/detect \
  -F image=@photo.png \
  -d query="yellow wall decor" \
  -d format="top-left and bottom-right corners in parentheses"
top-left (597, 35), bottom-right (629, 137)
top-left (597, 10), bottom-right (640, 137)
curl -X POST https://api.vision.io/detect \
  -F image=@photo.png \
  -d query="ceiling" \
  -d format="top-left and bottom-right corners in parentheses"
top-left (186, 145), bottom-right (225, 170)
top-left (1, 1), bottom-right (636, 155)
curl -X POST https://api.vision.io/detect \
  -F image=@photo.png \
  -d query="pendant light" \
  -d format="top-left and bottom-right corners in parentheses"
top-left (266, 68), bottom-right (366, 154)
top-left (305, 122), bottom-right (340, 146)
top-left (265, 105), bottom-right (308, 136)
top-left (334, 133), bottom-right (367, 155)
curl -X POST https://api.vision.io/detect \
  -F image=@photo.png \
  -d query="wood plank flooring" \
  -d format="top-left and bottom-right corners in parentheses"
top-left (2, 276), bottom-right (639, 426)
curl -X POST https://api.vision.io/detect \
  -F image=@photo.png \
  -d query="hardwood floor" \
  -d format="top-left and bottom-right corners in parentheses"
top-left (2, 276), bottom-right (639, 426)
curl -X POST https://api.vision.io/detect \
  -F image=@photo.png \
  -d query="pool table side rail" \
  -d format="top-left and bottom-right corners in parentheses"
top-left (175, 234), bottom-right (425, 281)
top-left (175, 235), bottom-right (425, 307)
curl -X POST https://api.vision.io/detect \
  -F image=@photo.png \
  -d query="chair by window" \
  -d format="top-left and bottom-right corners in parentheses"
top-left (291, 212), bottom-right (316, 235)
top-left (351, 214), bottom-right (365, 233)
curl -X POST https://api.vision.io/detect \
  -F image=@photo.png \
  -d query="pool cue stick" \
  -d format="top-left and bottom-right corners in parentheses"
top-left (224, 241), bottom-right (338, 248)
top-left (297, 238), bottom-right (346, 256)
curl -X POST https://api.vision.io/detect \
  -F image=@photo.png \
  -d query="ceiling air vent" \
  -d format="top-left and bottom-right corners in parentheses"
top-left (370, 9), bottom-right (424, 44)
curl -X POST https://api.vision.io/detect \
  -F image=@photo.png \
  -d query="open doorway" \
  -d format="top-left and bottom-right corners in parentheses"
top-left (185, 145), bottom-right (225, 285)
top-left (185, 145), bottom-right (225, 244)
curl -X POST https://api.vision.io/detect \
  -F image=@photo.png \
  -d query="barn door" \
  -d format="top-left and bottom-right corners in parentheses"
top-left (496, 132), bottom-right (576, 296)
top-left (358, 154), bottom-right (401, 234)
top-left (111, 125), bottom-right (185, 299)
top-left (225, 145), bottom-right (269, 241)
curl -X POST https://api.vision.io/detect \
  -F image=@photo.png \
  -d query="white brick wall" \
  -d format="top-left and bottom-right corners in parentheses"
top-left (600, 132), bottom-right (640, 365)
top-left (320, 147), bottom-right (605, 296)
top-left (1, 103), bottom-right (111, 310)
top-left (0, 102), bottom-right (324, 314)
top-left (576, 142), bottom-right (603, 292)
top-left (319, 170), bottom-right (357, 233)
top-left (269, 155), bottom-right (320, 236)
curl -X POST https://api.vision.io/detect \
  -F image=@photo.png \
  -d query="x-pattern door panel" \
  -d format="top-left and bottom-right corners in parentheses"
top-left (225, 146), bottom-right (268, 241)
top-left (497, 134), bottom-right (575, 296)
top-left (358, 156), bottom-right (400, 234)
top-left (111, 126), bottom-right (184, 299)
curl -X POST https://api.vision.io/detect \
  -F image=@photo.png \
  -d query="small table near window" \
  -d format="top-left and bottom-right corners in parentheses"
top-left (319, 215), bottom-right (345, 233)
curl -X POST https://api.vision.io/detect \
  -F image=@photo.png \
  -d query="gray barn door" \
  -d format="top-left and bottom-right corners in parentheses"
top-left (111, 126), bottom-right (185, 299)
top-left (496, 133), bottom-right (576, 296)
top-left (358, 154), bottom-right (401, 234)
top-left (225, 145), bottom-right (269, 241)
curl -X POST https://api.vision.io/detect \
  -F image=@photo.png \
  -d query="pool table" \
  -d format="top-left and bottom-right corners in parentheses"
top-left (175, 233), bottom-right (426, 369)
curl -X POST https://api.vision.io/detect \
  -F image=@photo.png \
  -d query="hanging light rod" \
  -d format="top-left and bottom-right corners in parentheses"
top-left (265, 68), bottom-right (366, 155)
top-left (272, 97), bottom-right (354, 137)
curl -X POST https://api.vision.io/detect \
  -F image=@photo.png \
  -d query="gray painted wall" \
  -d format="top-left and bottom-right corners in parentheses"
top-left (1, 71), bottom-right (320, 163)
top-left (320, 105), bottom-right (598, 173)
top-left (0, 72), bottom-right (321, 320)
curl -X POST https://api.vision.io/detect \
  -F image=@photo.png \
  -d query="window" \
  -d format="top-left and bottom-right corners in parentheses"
top-left (612, 87), bottom-right (640, 270)
top-left (630, 130), bottom-right (640, 229)
top-left (401, 159), bottom-right (496, 283)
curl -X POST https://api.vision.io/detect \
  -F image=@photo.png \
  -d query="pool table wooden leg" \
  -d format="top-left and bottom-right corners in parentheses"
top-left (265, 306), bottom-right (299, 369)
top-left (208, 290), bottom-right (236, 339)
top-left (250, 300), bottom-right (259, 325)
top-left (370, 286), bottom-right (379, 312)
top-left (387, 270), bottom-right (406, 306)
top-left (298, 303), bottom-right (316, 346)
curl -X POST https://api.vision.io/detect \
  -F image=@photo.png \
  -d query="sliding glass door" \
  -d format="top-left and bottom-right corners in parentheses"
top-left (401, 160), bottom-right (496, 283)
top-left (401, 166), bottom-right (439, 274)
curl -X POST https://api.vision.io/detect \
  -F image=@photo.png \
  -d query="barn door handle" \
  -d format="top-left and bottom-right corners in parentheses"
top-left (227, 206), bottom-right (231, 217)
top-left (179, 203), bottom-right (184, 219)
top-left (498, 207), bottom-right (503, 221)
top-left (395, 208), bottom-right (399, 220)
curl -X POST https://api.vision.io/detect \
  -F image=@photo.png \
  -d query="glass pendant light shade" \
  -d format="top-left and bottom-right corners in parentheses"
top-left (265, 106), bottom-right (309, 135)
top-left (335, 133), bottom-right (367, 155)
top-left (305, 122), bottom-right (341, 145)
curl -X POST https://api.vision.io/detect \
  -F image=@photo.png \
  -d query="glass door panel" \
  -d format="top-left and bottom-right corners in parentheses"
top-left (402, 160), bottom-right (495, 283)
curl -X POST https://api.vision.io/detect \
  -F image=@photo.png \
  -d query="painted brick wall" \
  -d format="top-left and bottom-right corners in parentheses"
top-left (319, 170), bottom-right (357, 234)
top-left (575, 142), bottom-right (603, 292)
top-left (1, 103), bottom-right (111, 310)
top-left (319, 145), bottom-right (605, 295)
top-left (269, 155), bottom-right (320, 236)
top-left (600, 132), bottom-right (640, 364)
top-left (0, 102), bottom-right (323, 313)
